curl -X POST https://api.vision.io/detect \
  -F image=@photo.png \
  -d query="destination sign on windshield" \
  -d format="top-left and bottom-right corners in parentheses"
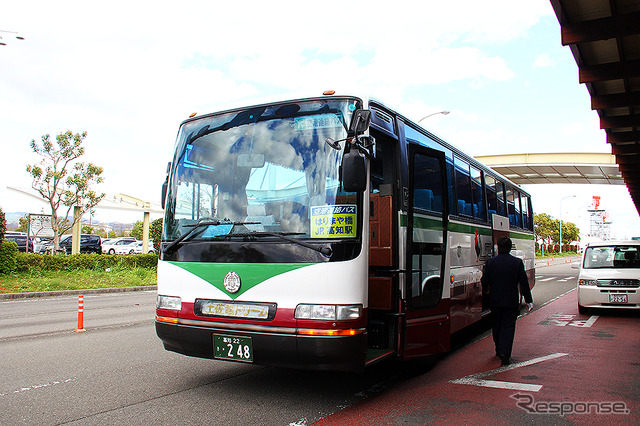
top-left (293, 114), bottom-right (343, 131)
top-left (311, 205), bottom-right (357, 238)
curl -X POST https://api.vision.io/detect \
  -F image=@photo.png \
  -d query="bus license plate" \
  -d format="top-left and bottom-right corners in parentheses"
top-left (609, 294), bottom-right (628, 304)
top-left (213, 335), bottom-right (253, 363)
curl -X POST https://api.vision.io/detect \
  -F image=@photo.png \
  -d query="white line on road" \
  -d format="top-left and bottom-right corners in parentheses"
top-left (449, 353), bottom-right (569, 392)
top-left (0, 378), bottom-right (76, 397)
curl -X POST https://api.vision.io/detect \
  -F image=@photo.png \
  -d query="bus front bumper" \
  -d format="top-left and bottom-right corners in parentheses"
top-left (155, 320), bottom-right (367, 372)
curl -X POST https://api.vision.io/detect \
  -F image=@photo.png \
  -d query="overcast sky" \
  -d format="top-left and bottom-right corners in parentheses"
top-left (2, 0), bottom-right (639, 239)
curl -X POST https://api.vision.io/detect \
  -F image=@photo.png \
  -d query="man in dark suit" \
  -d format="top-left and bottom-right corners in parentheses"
top-left (481, 236), bottom-right (533, 365)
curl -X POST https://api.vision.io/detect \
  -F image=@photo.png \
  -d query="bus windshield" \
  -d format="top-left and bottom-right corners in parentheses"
top-left (164, 98), bottom-right (362, 243)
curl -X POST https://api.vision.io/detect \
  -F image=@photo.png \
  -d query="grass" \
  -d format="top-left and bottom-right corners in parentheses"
top-left (0, 266), bottom-right (157, 294)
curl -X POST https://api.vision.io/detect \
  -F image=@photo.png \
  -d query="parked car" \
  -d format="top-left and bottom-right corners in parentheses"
top-left (102, 237), bottom-right (137, 254)
top-left (58, 234), bottom-right (102, 254)
top-left (4, 232), bottom-right (34, 252)
top-left (36, 235), bottom-right (70, 254)
top-left (115, 241), bottom-right (155, 255)
top-left (574, 240), bottom-right (640, 314)
top-left (32, 237), bottom-right (51, 254)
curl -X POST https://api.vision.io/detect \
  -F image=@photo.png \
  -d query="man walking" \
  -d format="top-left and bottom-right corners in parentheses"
top-left (481, 236), bottom-right (533, 365)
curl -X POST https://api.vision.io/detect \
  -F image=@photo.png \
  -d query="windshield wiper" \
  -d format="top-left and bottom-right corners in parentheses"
top-left (215, 231), bottom-right (333, 257)
top-left (163, 220), bottom-right (263, 255)
top-left (162, 219), bottom-right (222, 255)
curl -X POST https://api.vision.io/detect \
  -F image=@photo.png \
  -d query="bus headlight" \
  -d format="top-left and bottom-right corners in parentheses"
top-left (578, 279), bottom-right (597, 286)
top-left (295, 304), bottom-right (362, 320)
top-left (157, 295), bottom-right (182, 310)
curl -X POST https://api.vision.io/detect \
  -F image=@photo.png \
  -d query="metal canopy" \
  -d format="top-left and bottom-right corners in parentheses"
top-left (550, 0), bottom-right (640, 215)
top-left (475, 152), bottom-right (623, 185)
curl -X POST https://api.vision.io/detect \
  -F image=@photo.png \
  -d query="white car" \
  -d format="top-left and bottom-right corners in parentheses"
top-left (574, 241), bottom-right (640, 314)
top-left (115, 241), bottom-right (155, 255)
top-left (102, 237), bottom-right (137, 254)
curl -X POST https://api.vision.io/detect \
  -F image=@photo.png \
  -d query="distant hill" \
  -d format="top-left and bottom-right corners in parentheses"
top-left (5, 212), bottom-right (28, 226)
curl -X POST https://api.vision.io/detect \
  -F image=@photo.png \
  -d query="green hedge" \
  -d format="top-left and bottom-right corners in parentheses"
top-left (14, 252), bottom-right (158, 272)
top-left (0, 240), bottom-right (19, 274)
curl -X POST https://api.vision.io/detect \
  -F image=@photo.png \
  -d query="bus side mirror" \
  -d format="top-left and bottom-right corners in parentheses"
top-left (349, 109), bottom-right (371, 135)
top-left (161, 180), bottom-right (168, 209)
top-left (342, 148), bottom-right (367, 192)
top-left (161, 162), bottom-right (170, 210)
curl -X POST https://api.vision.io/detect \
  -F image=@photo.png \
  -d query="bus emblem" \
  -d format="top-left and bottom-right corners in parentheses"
top-left (223, 271), bottom-right (241, 293)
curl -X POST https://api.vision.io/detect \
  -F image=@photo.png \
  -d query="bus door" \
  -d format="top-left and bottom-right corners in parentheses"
top-left (404, 145), bottom-right (450, 358)
top-left (483, 213), bottom-right (511, 312)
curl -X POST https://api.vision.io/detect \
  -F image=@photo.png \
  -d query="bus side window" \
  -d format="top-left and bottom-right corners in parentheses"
top-left (486, 175), bottom-right (498, 218)
top-left (514, 190), bottom-right (522, 228)
top-left (506, 186), bottom-right (517, 226)
top-left (470, 166), bottom-right (485, 220)
top-left (521, 195), bottom-right (531, 230)
top-left (413, 154), bottom-right (443, 213)
top-left (495, 181), bottom-right (506, 216)
top-left (369, 131), bottom-right (396, 195)
top-left (454, 157), bottom-right (472, 217)
top-left (446, 160), bottom-right (456, 216)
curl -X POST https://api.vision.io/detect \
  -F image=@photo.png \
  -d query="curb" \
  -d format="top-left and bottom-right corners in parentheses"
top-left (0, 285), bottom-right (157, 300)
top-left (534, 257), bottom-right (578, 268)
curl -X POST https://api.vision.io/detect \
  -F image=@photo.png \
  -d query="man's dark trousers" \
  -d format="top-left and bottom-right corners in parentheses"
top-left (491, 306), bottom-right (519, 358)
top-left (481, 248), bottom-right (532, 363)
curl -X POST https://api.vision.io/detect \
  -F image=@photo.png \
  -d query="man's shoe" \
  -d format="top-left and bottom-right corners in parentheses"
top-left (500, 356), bottom-right (511, 366)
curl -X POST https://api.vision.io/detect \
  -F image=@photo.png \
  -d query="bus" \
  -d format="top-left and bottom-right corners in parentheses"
top-left (155, 92), bottom-right (535, 372)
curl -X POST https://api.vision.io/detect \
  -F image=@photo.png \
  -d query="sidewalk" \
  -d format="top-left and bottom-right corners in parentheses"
top-left (535, 255), bottom-right (580, 268)
top-left (316, 290), bottom-right (639, 425)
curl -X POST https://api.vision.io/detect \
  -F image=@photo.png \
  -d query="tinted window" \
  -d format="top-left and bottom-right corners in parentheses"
top-left (514, 190), bottom-right (522, 227)
top-left (495, 181), bottom-right (506, 216)
top-left (454, 157), bottom-right (472, 217)
top-left (470, 166), bottom-right (485, 220)
top-left (413, 154), bottom-right (443, 213)
top-left (521, 195), bottom-right (531, 230)
top-left (485, 175), bottom-right (498, 218)
top-left (369, 130), bottom-right (396, 194)
top-left (506, 187), bottom-right (517, 226)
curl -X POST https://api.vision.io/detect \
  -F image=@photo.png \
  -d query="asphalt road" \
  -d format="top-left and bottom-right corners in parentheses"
top-left (0, 263), bottom-right (578, 425)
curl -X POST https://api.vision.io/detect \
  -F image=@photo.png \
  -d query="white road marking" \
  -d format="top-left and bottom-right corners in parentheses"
top-left (0, 378), bottom-right (76, 397)
top-left (538, 314), bottom-right (599, 327)
top-left (568, 315), bottom-right (599, 328)
top-left (449, 353), bottom-right (569, 392)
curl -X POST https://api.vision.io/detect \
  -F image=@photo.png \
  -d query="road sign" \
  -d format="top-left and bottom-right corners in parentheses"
top-left (28, 214), bottom-right (54, 238)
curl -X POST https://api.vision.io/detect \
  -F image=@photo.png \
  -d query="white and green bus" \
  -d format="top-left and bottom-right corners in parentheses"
top-left (155, 92), bottom-right (535, 372)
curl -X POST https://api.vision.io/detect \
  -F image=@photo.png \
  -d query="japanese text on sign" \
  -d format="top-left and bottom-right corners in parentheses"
top-left (311, 205), bottom-right (357, 238)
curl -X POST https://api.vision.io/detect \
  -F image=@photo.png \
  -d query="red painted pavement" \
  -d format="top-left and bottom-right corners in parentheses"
top-left (316, 290), bottom-right (639, 425)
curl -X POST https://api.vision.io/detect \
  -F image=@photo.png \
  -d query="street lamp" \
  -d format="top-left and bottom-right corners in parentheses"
top-left (0, 30), bottom-right (25, 46)
top-left (418, 110), bottom-right (450, 123)
top-left (559, 195), bottom-right (576, 253)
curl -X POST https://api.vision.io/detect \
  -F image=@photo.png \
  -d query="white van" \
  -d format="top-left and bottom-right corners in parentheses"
top-left (102, 237), bottom-right (136, 254)
top-left (574, 241), bottom-right (640, 314)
